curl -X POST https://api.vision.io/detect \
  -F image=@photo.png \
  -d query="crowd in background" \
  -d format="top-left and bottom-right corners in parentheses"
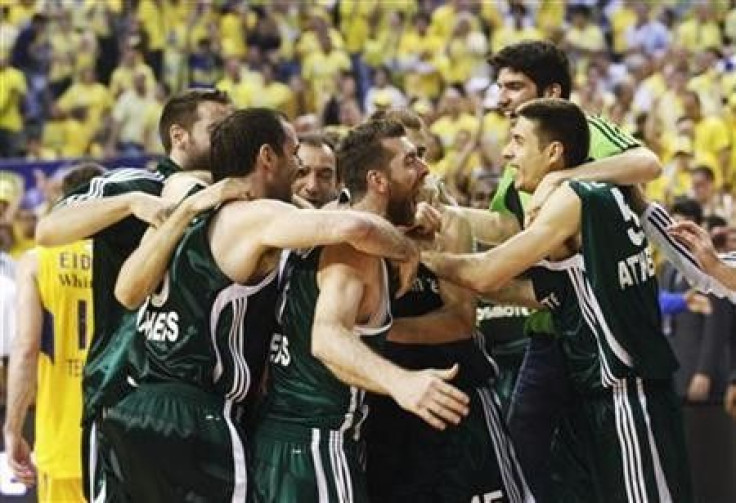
top-left (0, 0), bottom-right (736, 393)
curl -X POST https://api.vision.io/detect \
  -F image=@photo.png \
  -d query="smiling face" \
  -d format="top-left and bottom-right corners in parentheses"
top-left (382, 136), bottom-right (429, 226)
top-left (502, 116), bottom-right (553, 193)
top-left (292, 142), bottom-right (337, 208)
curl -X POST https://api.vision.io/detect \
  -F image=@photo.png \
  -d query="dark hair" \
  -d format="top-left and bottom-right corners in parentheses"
top-left (489, 41), bottom-right (572, 99)
top-left (691, 165), bottom-right (715, 182)
top-left (62, 162), bottom-right (106, 196)
top-left (158, 88), bottom-right (231, 154)
top-left (671, 197), bottom-right (703, 225)
top-left (516, 98), bottom-right (589, 168)
top-left (336, 120), bottom-right (405, 200)
top-left (210, 108), bottom-right (287, 182)
top-left (370, 108), bottom-right (423, 131)
top-left (298, 133), bottom-right (334, 151)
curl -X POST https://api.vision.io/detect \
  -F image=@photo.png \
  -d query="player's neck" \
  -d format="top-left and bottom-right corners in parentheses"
top-left (351, 193), bottom-right (388, 220)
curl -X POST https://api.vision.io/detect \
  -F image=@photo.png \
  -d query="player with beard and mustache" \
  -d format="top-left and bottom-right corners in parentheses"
top-left (100, 109), bottom-right (425, 502)
top-left (249, 119), bottom-right (471, 503)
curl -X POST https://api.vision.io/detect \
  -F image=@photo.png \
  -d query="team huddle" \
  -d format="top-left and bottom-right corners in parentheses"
top-left (11, 40), bottom-right (732, 503)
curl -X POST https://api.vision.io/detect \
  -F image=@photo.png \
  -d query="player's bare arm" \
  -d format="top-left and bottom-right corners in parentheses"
top-left (389, 208), bottom-right (476, 344)
top-left (3, 252), bottom-right (41, 487)
top-left (458, 206), bottom-right (521, 245)
top-left (669, 220), bottom-right (736, 291)
top-left (211, 199), bottom-right (418, 285)
top-left (312, 244), bottom-right (470, 430)
top-left (36, 191), bottom-right (170, 246)
top-left (423, 184), bottom-right (581, 296)
top-left (530, 146), bottom-right (660, 217)
top-left (115, 178), bottom-right (253, 309)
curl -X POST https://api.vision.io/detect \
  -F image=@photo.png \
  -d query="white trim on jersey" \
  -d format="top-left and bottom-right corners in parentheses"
top-left (210, 269), bottom-right (278, 400)
top-left (62, 168), bottom-right (163, 205)
top-left (354, 260), bottom-right (392, 337)
top-left (614, 381), bottom-right (648, 503)
top-left (311, 429), bottom-right (330, 502)
top-left (223, 399), bottom-right (247, 503)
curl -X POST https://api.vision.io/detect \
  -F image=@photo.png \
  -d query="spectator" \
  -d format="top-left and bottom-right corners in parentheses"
top-left (216, 56), bottom-right (254, 109)
top-left (0, 51), bottom-right (27, 158)
top-left (364, 66), bottom-right (407, 116)
top-left (107, 72), bottom-right (156, 158)
top-left (681, 90), bottom-right (732, 187)
top-left (109, 44), bottom-right (156, 99)
top-left (625, 3), bottom-right (671, 58)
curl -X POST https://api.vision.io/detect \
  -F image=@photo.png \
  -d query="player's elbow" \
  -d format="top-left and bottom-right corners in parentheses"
top-left (635, 147), bottom-right (662, 181)
top-left (115, 282), bottom-right (143, 311)
top-left (470, 276), bottom-right (504, 297)
top-left (34, 217), bottom-right (62, 246)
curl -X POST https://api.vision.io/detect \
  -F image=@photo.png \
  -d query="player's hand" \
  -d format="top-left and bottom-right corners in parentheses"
top-left (684, 290), bottom-right (712, 314)
top-left (668, 221), bottom-right (721, 273)
top-left (394, 242), bottom-right (420, 298)
top-left (186, 177), bottom-right (253, 214)
top-left (392, 364), bottom-right (470, 430)
top-left (403, 202), bottom-right (442, 238)
top-left (527, 171), bottom-right (566, 225)
top-left (129, 192), bottom-right (170, 228)
top-left (687, 373), bottom-right (711, 402)
top-left (724, 384), bottom-right (736, 421)
top-left (4, 432), bottom-right (36, 487)
top-left (291, 193), bottom-right (315, 209)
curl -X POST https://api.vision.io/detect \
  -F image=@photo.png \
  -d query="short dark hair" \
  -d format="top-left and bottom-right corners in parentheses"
top-left (489, 41), bottom-right (572, 99)
top-left (671, 197), bottom-right (703, 225)
top-left (298, 132), bottom-right (334, 151)
top-left (61, 162), bottom-right (106, 196)
top-left (370, 108), bottom-right (423, 131)
top-left (336, 120), bottom-right (405, 200)
top-left (516, 98), bottom-right (589, 168)
top-left (210, 108), bottom-right (287, 182)
top-left (158, 88), bottom-right (231, 154)
top-left (691, 165), bottom-right (715, 181)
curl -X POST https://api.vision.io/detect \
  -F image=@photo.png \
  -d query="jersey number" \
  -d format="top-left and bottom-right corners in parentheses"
top-left (77, 299), bottom-right (89, 350)
top-left (611, 187), bottom-right (645, 247)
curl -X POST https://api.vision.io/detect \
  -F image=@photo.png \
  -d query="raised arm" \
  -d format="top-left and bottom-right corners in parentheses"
top-left (668, 220), bottom-right (736, 291)
top-left (389, 209), bottom-right (476, 344)
top-left (36, 191), bottom-right (169, 246)
top-left (212, 200), bottom-right (419, 284)
top-left (3, 252), bottom-right (41, 487)
top-left (114, 178), bottom-right (252, 309)
top-left (529, 146), bottom-right (661, 218)
top-left (422, 184), bottom-right (581, 296)
top-left (458, 206), bottom-right (520, 245)
top-left (312, 245), bottom-right (469, 430)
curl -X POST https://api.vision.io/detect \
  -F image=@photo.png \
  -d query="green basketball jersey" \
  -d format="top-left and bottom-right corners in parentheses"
top-left (532, 182), bottom-right (677, 390)
top-left (262, 248), bottom-right (392, 437)
top-left (58, 160), bottom-right (180, 423)
top-left (488, 115), bottom-right (641, 340)
top-left (134, 211), bottom-right (279, 404)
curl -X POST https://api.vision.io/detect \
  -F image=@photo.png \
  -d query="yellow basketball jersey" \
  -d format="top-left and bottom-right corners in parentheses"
top-left (35, 240), bottom-right (93, 478)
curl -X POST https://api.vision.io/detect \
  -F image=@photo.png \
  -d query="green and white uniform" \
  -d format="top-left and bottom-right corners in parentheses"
top-left (531, 181), bottom-right (692, 502)
top-left (101, 210), bottom-right (279, 503)
top-left (476, 300), bottom-right (532, 415)
top-left (251, 248), bottom-right (391, 503)
top-left (366, 264), bottom-right (531, 503)
top-left (58, 160), bottom-right (179, 500)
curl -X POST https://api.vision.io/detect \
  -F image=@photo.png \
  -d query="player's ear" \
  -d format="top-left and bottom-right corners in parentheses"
top-left (366, 169), bottom-right (387, 194)
top-left (169, 123), bottom-right (187, 150)
top-left (547, 141), bottom-right (564, 166)
top-left (258, 144), bottom-right (275, 168)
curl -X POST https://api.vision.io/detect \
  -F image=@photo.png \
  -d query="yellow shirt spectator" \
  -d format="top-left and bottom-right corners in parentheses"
top-left (110, 61), bottom-right (156, 98)
top-left (491, 25), bottom-right (543, 53)
top-left (0, 64), bottom-right (27, 133)
top-left (137, 0), bottom-right (166, 52)
top-left (302, 47), bottom-right (351, 111)
top-left (676, 17), bottom-right (722, 53)
top-left (254, 80), bottom-right (295, 118)
top-left (339, 0), bottom-right (374, 54)
top-left (609, 4), bottom-right (637, 54)
top-left (566, 23), bottom-right (606, 53)
top-left (220, 9), bottom-right (252, 58)
top-left (7, 0), bottom-right (36, 27)
top-left (216, 76), bottom-right (253, 109)
top-left (693, 116), bottom-right (732, 186)
top-left (57, 73), bottom-right (112, 135)
top-left (537, 0), bottom-right (566, 37)
top-left (430, 113), bottom-right (478, 151)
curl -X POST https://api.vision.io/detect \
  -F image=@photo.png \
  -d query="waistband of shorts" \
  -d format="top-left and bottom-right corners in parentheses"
top-left (255, 418), bottom-right (361, 445)
top-left (125, 379), bottom-right (224, 407)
